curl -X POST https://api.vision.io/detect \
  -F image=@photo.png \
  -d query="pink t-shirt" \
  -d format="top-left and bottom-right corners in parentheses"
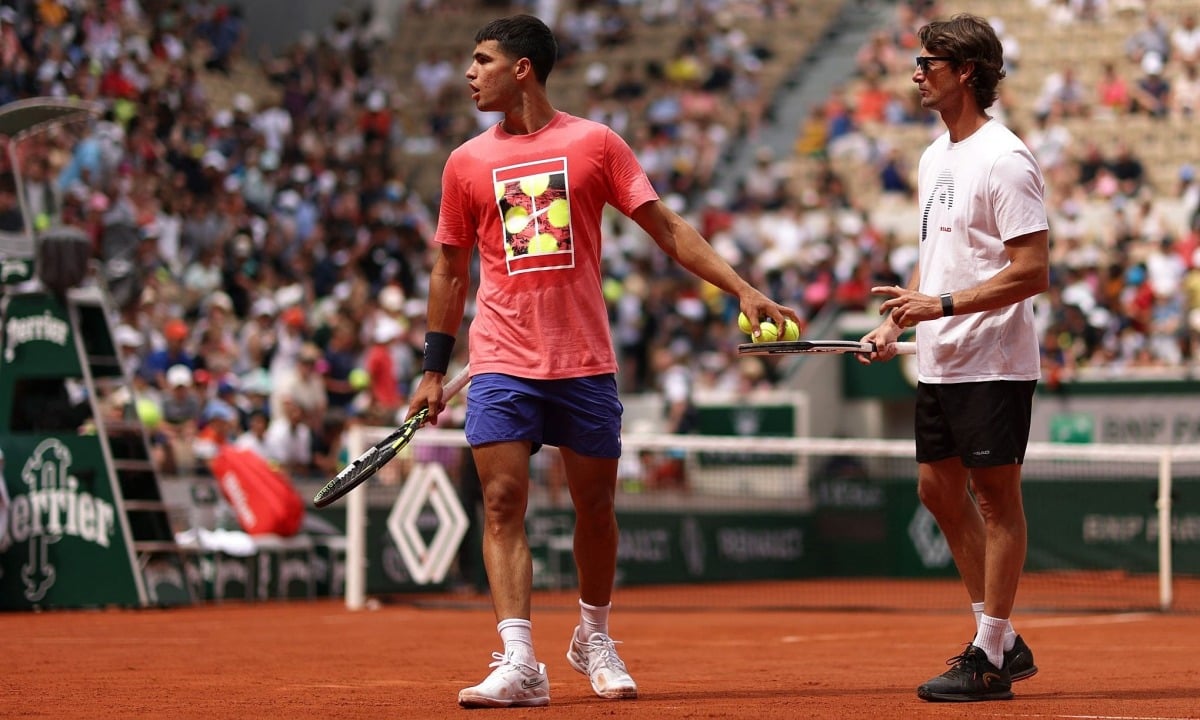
top-left (434, 112), bottom-right (658, 379)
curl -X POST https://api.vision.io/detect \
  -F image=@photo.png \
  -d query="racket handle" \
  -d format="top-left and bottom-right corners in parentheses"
top-left (892, 341), bottom-right (916, 355)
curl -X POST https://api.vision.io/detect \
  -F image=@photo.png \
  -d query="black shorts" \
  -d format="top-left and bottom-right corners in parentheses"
top-left (914, 380), bottom-right (1036, 468)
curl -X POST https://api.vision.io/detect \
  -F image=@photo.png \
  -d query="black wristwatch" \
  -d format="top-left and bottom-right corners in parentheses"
top-left (940, 292), bottom-right (954, 317)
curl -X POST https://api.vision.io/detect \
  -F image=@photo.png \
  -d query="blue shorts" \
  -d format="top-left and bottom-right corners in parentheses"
top-left (464, 373), bottom-right (623, 458)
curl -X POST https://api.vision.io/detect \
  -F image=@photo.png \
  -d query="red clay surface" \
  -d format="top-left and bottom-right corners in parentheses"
top-left (6, 581), bottom-right (1200, 720)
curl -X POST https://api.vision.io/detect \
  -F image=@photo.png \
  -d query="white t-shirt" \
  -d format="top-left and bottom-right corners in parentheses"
top-left (915, 119), bottom-right (1048, 384)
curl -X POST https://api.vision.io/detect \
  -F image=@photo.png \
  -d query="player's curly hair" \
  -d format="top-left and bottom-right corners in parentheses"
top-left (475, 14), bottom-right (558, 85)
top-left (918, 13), bottom-right (1006, 110)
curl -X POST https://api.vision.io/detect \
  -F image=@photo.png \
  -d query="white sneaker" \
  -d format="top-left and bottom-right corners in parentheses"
top-left (566, 627), bottom-right (638, 699)
top-left (458, 652), bottom-right (550, 708)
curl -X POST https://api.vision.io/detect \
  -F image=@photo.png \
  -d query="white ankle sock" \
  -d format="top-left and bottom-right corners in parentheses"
top-left (972, 614), bottom-right (1007, 669)
top-left (971, 601), bottom-right (985, 630)
top-left (1003, 620), bottom-right (1017, 652)
top-left (578, 599), bottom-right (611, 640)
top-left (497, 618), bottom-right (536, 667)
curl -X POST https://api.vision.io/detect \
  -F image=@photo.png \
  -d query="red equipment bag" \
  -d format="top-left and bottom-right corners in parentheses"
top-left (209, 446), bottom-right (305, 537)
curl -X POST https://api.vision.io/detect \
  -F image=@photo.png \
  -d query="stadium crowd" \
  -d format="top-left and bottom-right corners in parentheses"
top-left (2, 0), bottom-right (1200, 481)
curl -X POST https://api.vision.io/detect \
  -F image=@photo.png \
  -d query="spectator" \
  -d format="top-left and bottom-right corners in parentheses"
top-left (1171, 12), bottom-right (1200, 69)
top-left (144, 319), bottom-right (196, 389)
top-left (1036, 64), bottom-right (1090, 118)
top-left (234, 409), bottom-right (271, 458)
top-left (323, 317), bottom-right (363, 412)
top-left (263, 396), bottom-right (313, 476)
top-left (193, 399), bottom-right (239, 461)
top-left (1129, 52), bottom-right (1171, 118)
top-left (362, 315), bottom-right (404, 423)
top-left (1094, 61), bottom-right (1131, 118)
top-left (1125, 11), bottom-right (1171, 65)
top-left (269, 342), bottom-right (328, 432)
top-left (161, 364), bottom-right (203, 427)
top-left (1171, 62), bottom-right (1200, 118)
top-left (1110, 143), bottom-right (1146, 198)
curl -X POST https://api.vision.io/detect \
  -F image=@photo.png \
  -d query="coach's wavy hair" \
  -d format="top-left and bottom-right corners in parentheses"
top-left (475, 14), bottom-right (558, 86)
top-left (918, 13), bottom-right (1006, 110)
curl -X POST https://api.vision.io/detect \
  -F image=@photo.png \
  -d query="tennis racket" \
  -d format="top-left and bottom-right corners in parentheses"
top-left (312, 364), bottom-right (471, 508)
top-left (736, 339), bottom-right (916, 356)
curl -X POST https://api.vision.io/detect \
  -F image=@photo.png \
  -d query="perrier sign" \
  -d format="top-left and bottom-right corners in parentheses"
top-left (0, 291), bottom-right (147, 609)
top-left (0, 435), bottom-right (142, 609)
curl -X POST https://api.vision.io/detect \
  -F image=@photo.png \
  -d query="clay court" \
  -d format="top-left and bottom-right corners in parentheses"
top-left (6, 580), bottom-right (1200, 720)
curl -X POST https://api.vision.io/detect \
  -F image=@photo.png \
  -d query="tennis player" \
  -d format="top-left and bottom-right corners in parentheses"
top-left (858, 14), bottom-right (1049, 703)
top-left (407, 14), bottom-right (800, 708)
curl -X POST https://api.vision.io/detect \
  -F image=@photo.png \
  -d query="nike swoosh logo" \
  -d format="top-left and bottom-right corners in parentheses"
top-left (522, 677), bottom-right (544, 689)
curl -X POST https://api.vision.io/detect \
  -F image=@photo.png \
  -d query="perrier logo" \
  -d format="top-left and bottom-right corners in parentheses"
top-left (3, 309), bottom-right (70, 362)
top-left (1, 439), bottom-right (117, 602)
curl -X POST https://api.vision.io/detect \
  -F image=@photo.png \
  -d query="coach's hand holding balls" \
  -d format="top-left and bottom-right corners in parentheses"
top-left (738, 312), bottom-right (800, 343)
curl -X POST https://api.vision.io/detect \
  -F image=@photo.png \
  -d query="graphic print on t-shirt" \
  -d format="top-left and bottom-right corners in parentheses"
top-left (920, 168), bottom-right (955, 242)
top-left (493, 158), bottom-right (574, 275)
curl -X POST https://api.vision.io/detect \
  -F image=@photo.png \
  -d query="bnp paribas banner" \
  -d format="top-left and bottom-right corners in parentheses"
top-left (1034, 387), bottom-right (1200, 445)
top-left (806, 471), bottom-right (1200, 578)
top-left (0, 435), bottom-right (143, 609)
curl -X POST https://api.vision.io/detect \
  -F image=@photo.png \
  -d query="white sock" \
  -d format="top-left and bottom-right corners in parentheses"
top-left (972, 614), bottom-right (1007, 669)
top-left (497, 618), bottom-right (536, 667)
top-left (578, 599), bottom-right (611, 640)
top-left (971, 601), bottom-right (985, 630)
top-left (1003, 619), bottom-right (1017, 653)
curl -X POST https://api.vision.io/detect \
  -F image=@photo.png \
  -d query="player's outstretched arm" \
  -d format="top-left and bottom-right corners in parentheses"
top-left (631, 199), bottom-right (801, 334)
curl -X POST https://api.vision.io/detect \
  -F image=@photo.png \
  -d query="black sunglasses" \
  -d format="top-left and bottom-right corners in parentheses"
top-left (915, 56), bottom-right (955, 73)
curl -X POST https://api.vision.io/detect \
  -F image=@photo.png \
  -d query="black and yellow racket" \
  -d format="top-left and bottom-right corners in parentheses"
top-left (736, 340), bottom-right (916, 356)
top-left (312, 364), bottom-right (471, 508)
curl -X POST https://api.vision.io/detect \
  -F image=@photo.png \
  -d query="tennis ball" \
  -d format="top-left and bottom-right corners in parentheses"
top-left (520, 174), bottom-right (550, 197)
top-left (136, 398), bottom-right (162, 430)
top-left (349, 368), bottom-right (370, 390)
top-left (529, 233), bottom-right (559, 254)
top-left (495, 181), bottom-right (506, 200)
top-left (753, 321), bottom-right (780, 343)
top-left (504, 206), bottom-right (530, 234)
top-left (737, 312), bottom-right (754, 334)
top-left (602, 277), bottom-right (623, 303)
top-left (547, 198), bottom-right (570, 228)
top-left (781, 319), bottom-right (800, 341)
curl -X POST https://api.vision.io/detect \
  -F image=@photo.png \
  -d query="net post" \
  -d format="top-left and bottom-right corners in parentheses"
top-left (1157, 450), bottom-right (1173, 611)
top-left (345, 424), bottom-right (367, 611)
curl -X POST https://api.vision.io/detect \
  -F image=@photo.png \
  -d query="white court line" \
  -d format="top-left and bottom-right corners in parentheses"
top-left (779, 631), bottom-right (890, 643)
top-left (1018, 612), bottom-right (1157, 628)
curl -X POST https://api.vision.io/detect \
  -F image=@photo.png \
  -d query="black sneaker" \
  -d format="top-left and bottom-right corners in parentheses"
top-left (1004, 634), bottom-right (1038, 682)
top-left (917, 644), bottom-right (1013, 702)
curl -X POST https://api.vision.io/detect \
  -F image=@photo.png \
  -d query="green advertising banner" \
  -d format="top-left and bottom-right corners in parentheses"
top-left (312, 506), bottom-right (458, 594)
top-left (0, 292), bottom-right (79, 380)
top-left (0, 434), bottom-right (142, 609)
top-left (693, 397), bottom-right (800, 469)
top-left (527, 508), bottom-right (817, 589)
top-left (807, 472), bottom-right (1200, 579)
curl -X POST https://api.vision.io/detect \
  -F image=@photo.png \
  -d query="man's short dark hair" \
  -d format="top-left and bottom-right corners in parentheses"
top-left (475, 14), bottom-right (558, 85)
top-left (918, 13), bottom-right (1006, 110)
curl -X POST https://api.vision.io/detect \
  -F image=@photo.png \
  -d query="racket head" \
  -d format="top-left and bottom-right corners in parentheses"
top-left (311, 407), bottom-right (428, 508)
